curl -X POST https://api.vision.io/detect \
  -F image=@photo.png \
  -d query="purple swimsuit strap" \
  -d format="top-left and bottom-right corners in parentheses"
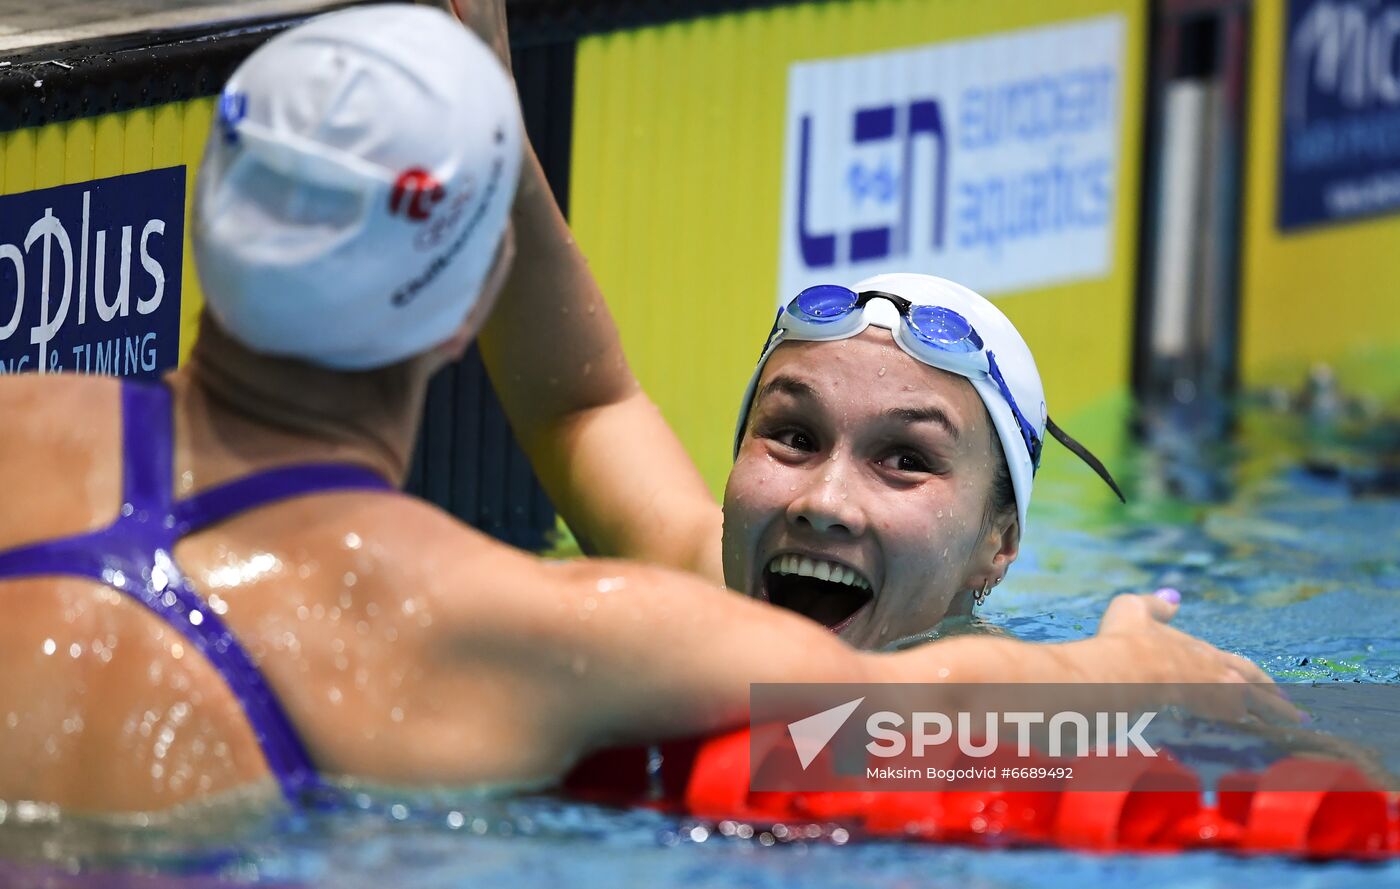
top-left (0, 381), bottom-right (395, 807)
top-left (172, 464), bottom-right (396, 537)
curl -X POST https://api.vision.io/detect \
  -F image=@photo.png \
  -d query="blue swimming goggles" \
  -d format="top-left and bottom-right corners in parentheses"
top-left (756, 285), bottom-right (1124, 500)
top-left (780, 285), bottom-right (1044, 470)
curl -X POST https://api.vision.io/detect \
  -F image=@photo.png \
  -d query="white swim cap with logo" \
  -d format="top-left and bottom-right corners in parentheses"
top-left (193, 4), bottom-right (522, 370)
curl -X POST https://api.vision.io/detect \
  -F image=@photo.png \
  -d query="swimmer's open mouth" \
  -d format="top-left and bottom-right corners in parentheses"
top-left (761, 554), bottom-right (873, 633)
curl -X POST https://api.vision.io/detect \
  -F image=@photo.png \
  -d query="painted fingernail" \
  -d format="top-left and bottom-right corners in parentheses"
top-left (1154, 587), bottom-right (1181, 605)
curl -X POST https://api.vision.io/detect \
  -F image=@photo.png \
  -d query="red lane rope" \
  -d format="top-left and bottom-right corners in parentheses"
top-left (565, 728), bottom-right (1399, 860)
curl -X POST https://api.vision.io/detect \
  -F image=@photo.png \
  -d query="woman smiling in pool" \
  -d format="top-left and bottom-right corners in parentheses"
top-left (723, 273), bottom-right (1124, 650)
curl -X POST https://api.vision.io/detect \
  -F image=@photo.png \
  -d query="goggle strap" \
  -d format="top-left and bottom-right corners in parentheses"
top-left (1046, 416), bottom-right (1126, 504)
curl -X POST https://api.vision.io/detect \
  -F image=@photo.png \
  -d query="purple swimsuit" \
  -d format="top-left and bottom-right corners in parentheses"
top-left (0, 381), bottom-right (395, 804)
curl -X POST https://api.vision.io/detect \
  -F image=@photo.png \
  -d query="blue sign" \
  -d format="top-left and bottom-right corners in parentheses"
top-left (1280, 0), bottom-right (1400, 230)
top-left (0, 167), bottom-right (185, 379)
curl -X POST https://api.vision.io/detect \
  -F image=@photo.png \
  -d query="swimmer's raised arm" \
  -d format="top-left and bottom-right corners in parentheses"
top-left (456, 3), bottom-right (722, 582)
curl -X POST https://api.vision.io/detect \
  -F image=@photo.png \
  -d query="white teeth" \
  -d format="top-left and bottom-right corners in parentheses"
top-left (766, 555), bottom-right (871, 591)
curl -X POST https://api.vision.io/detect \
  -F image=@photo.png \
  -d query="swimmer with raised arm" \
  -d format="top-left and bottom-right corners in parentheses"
top-left (0, 5), bottom-right (1284, 815)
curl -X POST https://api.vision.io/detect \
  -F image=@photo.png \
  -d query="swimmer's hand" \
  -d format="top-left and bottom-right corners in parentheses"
top-left (1099, 595), bottom-right (1392, 785)
top-left (1091, 591), bottom-right (1303, 727)
top-left (446, 0), bottom-right (512, 70)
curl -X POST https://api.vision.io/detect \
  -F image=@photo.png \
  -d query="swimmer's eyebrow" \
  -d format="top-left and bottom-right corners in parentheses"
top-left (883, 406), bottom-right (960, 441)
top-left (755, 375), bottom-right (819, 405)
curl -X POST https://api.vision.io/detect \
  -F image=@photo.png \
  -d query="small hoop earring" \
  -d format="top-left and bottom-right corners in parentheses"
top-left (974, 579), bottom-right (992, 607)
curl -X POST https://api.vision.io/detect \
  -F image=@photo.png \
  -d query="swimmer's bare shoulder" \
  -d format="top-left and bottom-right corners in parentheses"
top-left (168, 484), bottom-right (498, 784)
top-left (169, 490), bottom-right (643, 790)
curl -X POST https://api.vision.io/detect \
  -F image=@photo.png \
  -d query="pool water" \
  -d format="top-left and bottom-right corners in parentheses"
top-left (1, 402), bottom-right (1398, 888)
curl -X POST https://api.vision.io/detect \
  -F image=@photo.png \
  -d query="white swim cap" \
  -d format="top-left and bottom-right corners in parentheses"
top-left (193, 4), bottom-right (523, 370)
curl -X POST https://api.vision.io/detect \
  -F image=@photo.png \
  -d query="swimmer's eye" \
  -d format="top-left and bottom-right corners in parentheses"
top-left (876, 450), bottom-right (935, 474)
top-left (766, 427), bottom-right (819, 453)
